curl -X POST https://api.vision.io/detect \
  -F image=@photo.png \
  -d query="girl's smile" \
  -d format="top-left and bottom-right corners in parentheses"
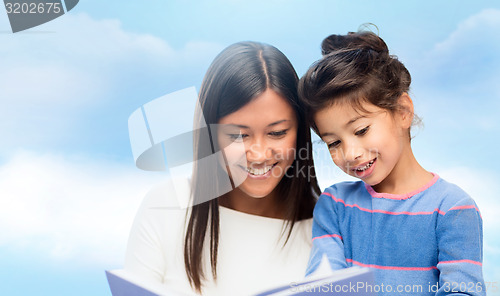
top-left (351, 157), bottom-right (377, 178)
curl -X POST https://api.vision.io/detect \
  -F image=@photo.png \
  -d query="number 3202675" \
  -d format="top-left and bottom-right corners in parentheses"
top-left (5, 2), bottom-right (62, 14)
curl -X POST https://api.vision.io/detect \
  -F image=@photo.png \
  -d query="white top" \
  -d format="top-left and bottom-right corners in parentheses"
top-left (123, 177), bottom-right (313, 296)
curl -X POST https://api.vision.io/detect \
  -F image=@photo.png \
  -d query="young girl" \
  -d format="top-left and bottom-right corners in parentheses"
top-left (298, 31), bottom-right (485, 295)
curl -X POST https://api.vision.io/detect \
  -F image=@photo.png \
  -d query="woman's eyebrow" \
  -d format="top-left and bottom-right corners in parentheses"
top-left (223, 120), bottom-right (290, 129)
top-left (223, 124), bottom-right (249, 129)
top-left (267, 119), bottom-right (289, 127)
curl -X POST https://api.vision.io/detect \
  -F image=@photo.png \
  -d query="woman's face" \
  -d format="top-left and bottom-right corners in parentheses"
top-left (217, 89), bottom-right (298, 198)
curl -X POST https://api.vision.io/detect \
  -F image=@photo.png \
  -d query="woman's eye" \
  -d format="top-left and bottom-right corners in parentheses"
top-left (355, 126), bottom-right (370, 136)
top-left (269, 129), bottom-right (288, 137)
top-left (228, 133), bottom-right (248, 141)
top-left (327, 140), bottom-right (341, 149)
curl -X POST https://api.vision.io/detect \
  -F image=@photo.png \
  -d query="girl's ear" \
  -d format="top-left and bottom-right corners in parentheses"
top-left (397, 93), bottom-right (414, 129)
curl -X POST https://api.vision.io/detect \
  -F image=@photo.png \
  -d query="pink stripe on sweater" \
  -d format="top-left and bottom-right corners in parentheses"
top-left (346, 259), bottom-right (438, 271)
top-left (448, 205), bottom-right (480, 212)
top-left (345, 259), bottom-right (482, 270)
top-left (446, 204), bottom-right (482, 219)
top-left (322, 192), bottom-right (446, 216)
top-left (364, 173), bottom-right (439, 200)
top-left (439, 259), bottom-right (482, 266)
top-left (312, 234), bottom-right (343, 241)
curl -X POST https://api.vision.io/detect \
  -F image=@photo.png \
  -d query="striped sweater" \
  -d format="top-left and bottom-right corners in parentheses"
top-left (306, 174), bottom-right (485, 295)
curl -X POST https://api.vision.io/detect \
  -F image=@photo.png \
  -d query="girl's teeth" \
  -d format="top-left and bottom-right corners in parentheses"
top-left (356, 160), bottom-right (374, 171)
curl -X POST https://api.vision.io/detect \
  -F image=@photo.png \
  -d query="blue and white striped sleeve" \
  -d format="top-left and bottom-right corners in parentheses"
top-left (306, 190), bottom-right (348, 275)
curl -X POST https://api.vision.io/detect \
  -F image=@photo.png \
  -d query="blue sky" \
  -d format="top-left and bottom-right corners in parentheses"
top-left (0, 1), bottom-right (499, 295)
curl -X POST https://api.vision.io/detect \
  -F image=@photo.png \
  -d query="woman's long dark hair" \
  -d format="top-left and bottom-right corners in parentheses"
top-left (184, 41), bottom-right (321, 292)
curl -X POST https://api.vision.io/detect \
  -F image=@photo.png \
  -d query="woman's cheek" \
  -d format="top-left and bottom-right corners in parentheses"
top-left (217, 139), bottom-right (248, 184)
top-left (275, 136), bottom-right (297, 163)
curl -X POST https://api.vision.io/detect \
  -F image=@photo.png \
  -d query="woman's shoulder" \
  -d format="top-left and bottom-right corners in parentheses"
top-left (138, 176), bottom-right (191, 210)
top-left (126, 176), bottom-right (190, 251)
top-left (124, 176), bottom-right (193, 292)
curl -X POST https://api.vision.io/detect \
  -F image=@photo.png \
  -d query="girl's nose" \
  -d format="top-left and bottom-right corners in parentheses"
top-left (342, 143), bottom-right (363, 163)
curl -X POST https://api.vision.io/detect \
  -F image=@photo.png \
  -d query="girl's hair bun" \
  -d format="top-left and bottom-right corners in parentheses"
top-left (321, 31), bottom-right (389, 56)
top-left (299, 26), bottom-right (413, 133)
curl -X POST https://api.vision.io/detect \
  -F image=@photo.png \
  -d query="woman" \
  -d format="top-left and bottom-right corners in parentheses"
top-left (124, 41), bottom-right (321, 295)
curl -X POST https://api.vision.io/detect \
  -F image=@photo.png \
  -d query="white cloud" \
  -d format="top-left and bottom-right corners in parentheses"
top-left (0, 14), bottom-right (163, 104)
top-left (0, 12), bottom-right (223, 104)
top-left (0, 12), bottom-right (225, 268)
top-left (0, 12), bottom-right (224, 154)
top-left (419, 8), bottom-right (500, 98)
top-left (409, 9), bottom-right (500, 155)
top-left (0, 151), bottom-right (164, 268)
top-left (433, 9), bottom-right (500, 56)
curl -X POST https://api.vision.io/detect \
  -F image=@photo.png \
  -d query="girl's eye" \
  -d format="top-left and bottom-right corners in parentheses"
top-left (269, 129), bottom-right (288, 137)
top-left (327, 140), bottom-right (341, 149)
top-left (355, 126), bottom-right (370, 136)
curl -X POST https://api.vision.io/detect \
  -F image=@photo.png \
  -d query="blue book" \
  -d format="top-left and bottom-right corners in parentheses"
top-left (106, 270), bottom-right (189, 296)
top-left (254, 257), bottom-right (375, 296)
top-left (107, 258), bottom-right (375, 296)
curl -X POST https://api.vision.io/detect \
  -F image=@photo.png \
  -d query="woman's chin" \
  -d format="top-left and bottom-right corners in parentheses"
top-left (239, 189), bottom-right (272, 199)
top-left (237, 182), bottom-right (276, 199)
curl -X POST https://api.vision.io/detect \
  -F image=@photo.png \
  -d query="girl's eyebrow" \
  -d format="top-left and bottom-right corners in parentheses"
top-left (320, 132), bottom-right (334, 138)
top-left (319, 115), bottom-right (367, 138)
top-left (345, 115), bottom-right (367, 127)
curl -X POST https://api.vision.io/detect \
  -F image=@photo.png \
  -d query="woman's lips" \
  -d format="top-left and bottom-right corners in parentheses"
top-left (239, 162), bottom-right (278, 179)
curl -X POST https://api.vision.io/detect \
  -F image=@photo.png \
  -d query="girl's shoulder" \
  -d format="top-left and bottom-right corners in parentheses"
top-left (322, 180), bottom-right (366, 199)
top-left (430, 176), bottom-right (479, 212)
top-left (317, 180), bottom-right (367, 208)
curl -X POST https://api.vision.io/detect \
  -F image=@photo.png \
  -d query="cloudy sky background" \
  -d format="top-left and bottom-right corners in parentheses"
top-left (0, 1), bottom-right (499, 295)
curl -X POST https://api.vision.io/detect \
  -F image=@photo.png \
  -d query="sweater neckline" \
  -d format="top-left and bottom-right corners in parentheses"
top-left (364, 173), bottom-right (439, 200)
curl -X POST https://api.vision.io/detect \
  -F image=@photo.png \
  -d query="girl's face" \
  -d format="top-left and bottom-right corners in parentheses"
top-left (314, 99), bottom-right (411, 188)
top-left (217, 89), bottom-right (298, 199)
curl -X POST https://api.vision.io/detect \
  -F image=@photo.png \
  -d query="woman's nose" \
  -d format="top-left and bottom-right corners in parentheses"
top-left (246, 138), bottom-right (273, 163)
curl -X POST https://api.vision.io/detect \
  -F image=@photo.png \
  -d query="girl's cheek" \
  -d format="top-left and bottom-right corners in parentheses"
top-left (331, 154), bottom-right (343, 168)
